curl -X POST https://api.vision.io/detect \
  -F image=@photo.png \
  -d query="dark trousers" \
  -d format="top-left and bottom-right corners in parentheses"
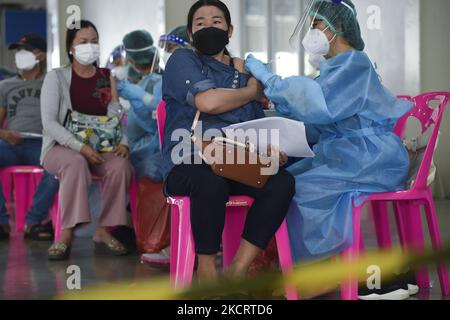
top-left (165, 163), bottom-right (295, 255)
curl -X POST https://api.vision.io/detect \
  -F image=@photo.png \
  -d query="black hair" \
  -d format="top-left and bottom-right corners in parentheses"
top-left (187, 0), bottom-right (232, 56)
top-left (66, 20), bottom-right (99, 63)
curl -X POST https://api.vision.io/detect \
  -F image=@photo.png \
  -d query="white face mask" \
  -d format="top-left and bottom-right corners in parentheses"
top-left (73, 43), bottom-right (100, 65)
top-left (15, 50), bottom-right (39, 71)
top-left (162, 51), bottom-right (173, 66)
top-left (308, 54), bottom-right (326, 70)
top-left (302, 27), bottom-right (335, 57)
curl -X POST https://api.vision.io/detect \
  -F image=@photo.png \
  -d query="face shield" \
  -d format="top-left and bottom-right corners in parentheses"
top-left (158, 34), bottom-right (191, 68)
top-left (124, 45), bottom-right (160, 74)
top-left (289, 0), bottom-right (358, 50)
top-left (159, 34), bottom-right (189, 52)
top-left (106, 46), bottom-right (126, 70)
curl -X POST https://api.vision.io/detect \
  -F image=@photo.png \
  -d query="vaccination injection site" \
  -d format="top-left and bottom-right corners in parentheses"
top-left (1, 0), bottom-right (450, 306)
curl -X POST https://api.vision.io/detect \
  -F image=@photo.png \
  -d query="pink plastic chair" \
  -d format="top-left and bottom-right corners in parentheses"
top-left (156, 101), bottom-right (298, 299)
top-left (341, 92), bottom-right (450, 300)
top-left (0, 166), bottom-right (46, 232)
top-left (52, 174), bottom-right (138, 242)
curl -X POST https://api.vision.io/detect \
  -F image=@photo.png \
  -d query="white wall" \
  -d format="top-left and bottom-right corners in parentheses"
top-left (164, 0), bottom-right (195, 32)
top-left (355, 0), bottom-right (421, 96)
top-left (420, 0), bottom-right (450, 199)
top-left (80, 0), bottom-right (165, 67)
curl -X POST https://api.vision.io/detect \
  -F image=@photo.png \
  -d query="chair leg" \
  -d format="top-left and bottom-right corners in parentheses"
top-left (170, 203), bottom-right (180, 287)
top-left (423, 189), bottom-right (450, 296)
top-left (371, 201), bottom-right (393, 249)
top-left (393, 202), bottom-right (407, 248)
top-left (222, 206), bottom-right (246, 268)
top-left (0, 172), bottom-right (12, 204)
top-left (14, 173), bottom-right (31, 232)
top-left (399, 202), bottom-right (430, 289)
top-left (340, 205), bottom-right (362, 300)
top-left (173, 198), bottom-right (196, 289)
top-left (275, 219), bottom-right (298, 300)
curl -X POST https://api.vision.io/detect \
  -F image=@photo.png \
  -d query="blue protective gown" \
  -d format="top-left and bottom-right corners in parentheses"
top-left (125, 73), bottom-right (164, 182)
top-left (262, 49), bottom-right (412, 261)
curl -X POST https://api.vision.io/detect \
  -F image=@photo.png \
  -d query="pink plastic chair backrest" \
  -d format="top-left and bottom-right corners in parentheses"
top-left (405, 92), bottom-right (449, 190)
top-left (156, 100), bottom-right (167, 149)
top-left (394, 96), bottom-right (414, 137)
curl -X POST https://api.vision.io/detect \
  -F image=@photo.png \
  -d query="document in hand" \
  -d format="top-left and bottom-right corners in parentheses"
top-left (223, 117), bottom-right (315, 158)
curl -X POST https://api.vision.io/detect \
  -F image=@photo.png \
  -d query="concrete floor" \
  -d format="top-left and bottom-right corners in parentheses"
top-left (0, 201), bottom-right (449, 300)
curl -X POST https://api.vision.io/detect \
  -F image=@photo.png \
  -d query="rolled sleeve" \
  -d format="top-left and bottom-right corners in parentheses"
top-left (186, 79), bottom-right (216, 108)
top-left (163, 49), bottom-right (217, 108)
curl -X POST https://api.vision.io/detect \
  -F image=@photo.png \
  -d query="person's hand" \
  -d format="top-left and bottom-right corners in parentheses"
top-left (117, 80), bottom-right (148, 102)
top-left (80, 145), bottom-right (105, 165)
top-left (0, 129), bottom-right (23, 145)
top-left (247, 77), bottom-right (265, 102)
top-left (245, 54), bottom-right (275, 85)
top-left (260, 96), bottom-right (271, 110)
top-left (267, 144), bottom-right (288, 167)
top-left (112, 144), bottom-right (129, 159)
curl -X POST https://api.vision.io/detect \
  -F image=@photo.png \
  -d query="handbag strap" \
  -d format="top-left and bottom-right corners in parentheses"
top-left (190, 110), bottom-right (201, 143)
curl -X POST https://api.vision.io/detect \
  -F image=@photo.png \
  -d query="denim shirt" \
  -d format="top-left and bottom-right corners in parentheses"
top-left (161, 49), bottom-right (265, 180)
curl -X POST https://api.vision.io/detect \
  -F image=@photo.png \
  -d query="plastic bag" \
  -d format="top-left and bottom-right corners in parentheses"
top-left (248, 237), bottom-right (279, 276)
top-left (135, 177), bottom-right (170, 254)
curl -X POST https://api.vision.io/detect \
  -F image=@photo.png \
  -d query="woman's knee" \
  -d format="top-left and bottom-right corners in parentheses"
top-left (107, 156), bottom-right (133, 177)
top-left (268, 169), bottom-right (296, 198)
top-left (64, 153), bottom-right (89, 173)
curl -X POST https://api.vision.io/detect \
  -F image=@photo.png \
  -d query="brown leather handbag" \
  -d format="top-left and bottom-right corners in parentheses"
top-left (191, 111), bottom-right (276, 188)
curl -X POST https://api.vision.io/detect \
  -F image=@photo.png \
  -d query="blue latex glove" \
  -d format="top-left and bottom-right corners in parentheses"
top-left (244, 54), bottom-right (276, 85)
top-left (117, 80), bottom-right (149, 102)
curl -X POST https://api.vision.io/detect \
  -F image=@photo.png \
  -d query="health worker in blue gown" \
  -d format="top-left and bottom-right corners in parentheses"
top-left (245, 0), bottom-right (413, 261)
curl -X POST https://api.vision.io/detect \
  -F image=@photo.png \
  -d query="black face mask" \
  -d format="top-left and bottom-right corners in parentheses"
top-left (193, 27), bottom-right (229, 56)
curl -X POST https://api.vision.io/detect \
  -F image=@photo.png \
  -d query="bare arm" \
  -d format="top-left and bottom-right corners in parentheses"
top-left (195, 57), bottom-right (264, 115)
top-left (194, 80), bottom-right (260, 115)
top-left (0, 106), bottom-right (5, 128)
top-left (0, 106), bottom-right (6, 138)
top-left (0, 106), bottom-right (22, 144)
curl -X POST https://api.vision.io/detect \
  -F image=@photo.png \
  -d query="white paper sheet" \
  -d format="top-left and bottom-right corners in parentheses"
top-left (223, 117), bottom-right (315, 158)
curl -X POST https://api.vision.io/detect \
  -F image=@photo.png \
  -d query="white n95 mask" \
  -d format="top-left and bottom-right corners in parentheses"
top-left (15, 50), bottom-right (39, 71)
top-left (308, 54), bottom-right (326, 70)
top-left (302, 27), bottom-right (335, 57)
top-left (73, 43), bottom-right (100, 65)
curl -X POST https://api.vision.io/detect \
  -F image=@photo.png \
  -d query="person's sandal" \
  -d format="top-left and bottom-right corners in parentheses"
top-left (48, 242), bottom-right (71, 261)
top-left (94, 238), bottom-right (129, 256)
top-left (24, 222), bottom-right (54, 241)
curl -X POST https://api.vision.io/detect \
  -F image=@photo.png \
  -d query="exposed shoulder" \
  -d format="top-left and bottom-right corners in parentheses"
top-left (232, 57), bottom-right (249, 74)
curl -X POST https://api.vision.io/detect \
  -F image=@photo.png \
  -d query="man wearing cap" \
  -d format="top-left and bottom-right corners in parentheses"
top-left (0, 33), bottom-right (59, 241)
